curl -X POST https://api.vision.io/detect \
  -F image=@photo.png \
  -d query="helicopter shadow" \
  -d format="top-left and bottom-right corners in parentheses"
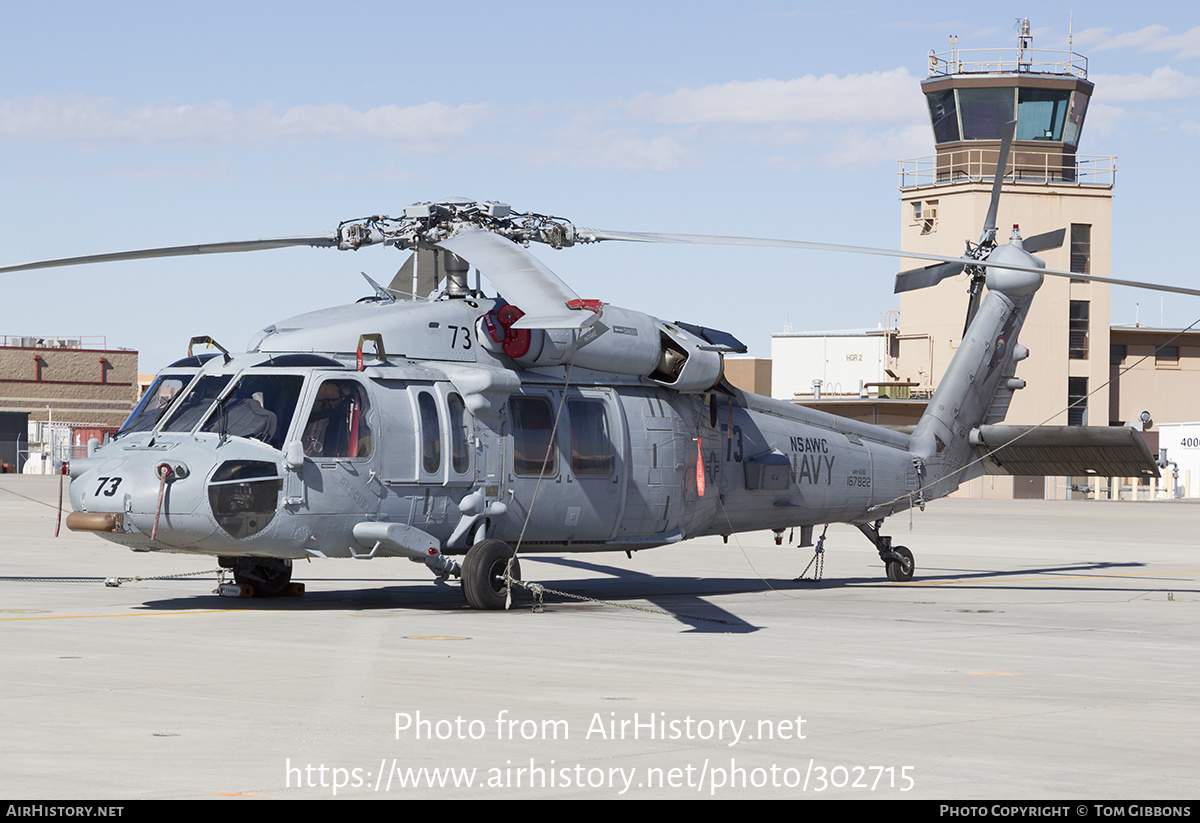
top-left (124, 562), bottom-right (765, 632)
top-left (121, 557), bottom-right (1172, 625)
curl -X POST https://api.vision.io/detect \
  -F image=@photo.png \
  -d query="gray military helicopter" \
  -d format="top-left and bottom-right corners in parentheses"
top-left (3, 124), bottom-right (1176, 609)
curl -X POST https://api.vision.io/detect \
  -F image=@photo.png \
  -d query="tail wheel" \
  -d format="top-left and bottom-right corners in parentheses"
top-left (885, 546), bottom-right (914, 582)
top-left (462, 539), bottom-right (520, 610)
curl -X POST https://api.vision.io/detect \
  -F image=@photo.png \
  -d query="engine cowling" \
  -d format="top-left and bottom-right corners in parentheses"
top-left (484, 304), bottom-right (728, 393)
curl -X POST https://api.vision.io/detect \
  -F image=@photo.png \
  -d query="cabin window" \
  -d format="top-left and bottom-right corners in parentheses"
top-left (568, 399), bottom-right (613, 477)
top-left (448, 393), bottom-right (470, 474)
top-left (417, 391), bottom-right (441, 473)
top-left (200, 374), bottom-right (304, 449)
top-left (301, 380), bottom-right (373, 458)
top-left (510, 396), bottom-right (557, 477)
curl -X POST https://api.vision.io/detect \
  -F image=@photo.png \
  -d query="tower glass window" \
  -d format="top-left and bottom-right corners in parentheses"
top-left (1064, 92), bottom-right (1089, 146)
top-left (957, 88), bottom-right (1014, 140)
top-left (925, 89), bottom-right (959, 143)
top-left (1017, 88), bottom-right (1071, 141)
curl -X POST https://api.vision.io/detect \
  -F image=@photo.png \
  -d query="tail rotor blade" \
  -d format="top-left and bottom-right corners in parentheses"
top-left (894, 261), bottom-right (966, 294)
top-left (1022, 228), bottom-right (1066, 254)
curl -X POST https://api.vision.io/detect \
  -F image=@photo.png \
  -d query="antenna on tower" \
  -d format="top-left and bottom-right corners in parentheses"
top-left (1017, 17), bottom-right (1032, 71)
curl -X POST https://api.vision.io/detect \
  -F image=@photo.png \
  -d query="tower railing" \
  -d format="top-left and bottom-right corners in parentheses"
top-left (899, 150), bottom-right (1115, 189)
top-left (928, 47), bottom-right (1088, 79)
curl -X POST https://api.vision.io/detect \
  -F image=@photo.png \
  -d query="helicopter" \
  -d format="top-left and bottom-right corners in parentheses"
top-left (2, 124), bottom-right (1174, 610)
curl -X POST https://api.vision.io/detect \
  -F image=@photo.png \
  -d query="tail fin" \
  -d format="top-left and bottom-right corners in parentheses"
top-left (910, 241), bottom-right (1041, 499)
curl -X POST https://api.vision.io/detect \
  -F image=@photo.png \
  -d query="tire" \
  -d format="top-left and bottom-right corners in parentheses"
top-left (462, 539), bottom-right (520, 610)
top-left (886, 546), bottom-right (914, 583)
top-left (232, 558), bottom-right (293, 598)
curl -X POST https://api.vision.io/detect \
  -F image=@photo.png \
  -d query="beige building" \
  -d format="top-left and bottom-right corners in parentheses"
top-left (1109, 327), bottom-right (1200, 426)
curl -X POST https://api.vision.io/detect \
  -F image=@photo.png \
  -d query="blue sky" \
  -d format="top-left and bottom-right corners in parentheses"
top-left (2, 1), bottom-right (1198, 370)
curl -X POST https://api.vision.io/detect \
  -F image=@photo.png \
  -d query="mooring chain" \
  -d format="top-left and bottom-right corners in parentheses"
top-left (0, 568), bottom-right (221, 587)
top-left (793, 527), bottom-right (828, 582)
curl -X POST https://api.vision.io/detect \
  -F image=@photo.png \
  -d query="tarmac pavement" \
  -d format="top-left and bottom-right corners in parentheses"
top-left (1, 475), bottom-right (1197, 799)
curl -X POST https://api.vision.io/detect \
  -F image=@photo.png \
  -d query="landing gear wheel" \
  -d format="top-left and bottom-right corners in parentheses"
top-left (462, 539), bottom-right (521, 610)
top-left (885, 546), bottom-right (914, 582)
top-left (231, 558), bottom-right (293, 598)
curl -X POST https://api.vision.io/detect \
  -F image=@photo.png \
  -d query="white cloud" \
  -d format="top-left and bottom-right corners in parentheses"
top-left (1090, 24), bottom-right (1172, 52)
top-left (1077, 24), bottom-right (1200, 60)
top-left (533, 127), bottom-right (690, 171)
top-left (821, 122), bottom-right (932, 167)
top-left (629, 69), bottom-right (925, 125)
top-left (1, 160), bottom-right (234, 183)
top-left (0, 96), bottom-right (491, 150)
top-left (1091, 67), bottom-right (1200, 102)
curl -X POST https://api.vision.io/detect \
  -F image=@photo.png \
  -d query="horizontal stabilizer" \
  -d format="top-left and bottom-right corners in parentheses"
top-left (970, 425), bottom-right (1159, 478)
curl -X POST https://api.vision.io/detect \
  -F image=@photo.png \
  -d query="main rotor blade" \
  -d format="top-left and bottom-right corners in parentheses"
top-left (894, 261), bottom-right (966, 294)
top-left (584, 229), bottom-right (939, 263)
top-left (982, 120), bottom-right (1016, 242)
top-left (584, 229), bottom-right (1200, 299)
top-left (436, 228), bottom-right (595, 330)
top-left (1022, 228), bottom-right (1066, 254)
top-left (0, 235), bottom-right (339, 276)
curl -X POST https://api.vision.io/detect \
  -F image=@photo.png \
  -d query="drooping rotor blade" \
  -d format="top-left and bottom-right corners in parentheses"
top-left (894, 261), bottom-right (966, 294)
top-left (0, 235), bottom-right (340, 276)
top-left (583, 229), bottom-right (946, 262)
top-left (981, 120), bottom-right (1017, 243)
top-left (1033, 268), bottom-right (1200, 297)
top-left (1021, 228), bottom-right (1066, 254)
top-left (436, 228), bottom-right (596, 330)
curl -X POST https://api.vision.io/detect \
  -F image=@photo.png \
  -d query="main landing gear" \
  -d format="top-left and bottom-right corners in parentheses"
top-left (856, 521), bottom-right (915, 583)
top-left (461, 539), bottom-right (521, 611)
top-left (218, 556), bottom-right (304, 598)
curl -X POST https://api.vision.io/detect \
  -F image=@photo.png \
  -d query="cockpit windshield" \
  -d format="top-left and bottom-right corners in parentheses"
top-left (199, 374), bottom-right (304, 450)
top-left (117, 373), bottom-right (193, 437)
top-left (159, 375), bottom-right (234, 435)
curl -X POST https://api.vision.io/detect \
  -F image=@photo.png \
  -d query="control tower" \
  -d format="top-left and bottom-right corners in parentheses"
top-left (896, 21), bottom-right (1115, 497)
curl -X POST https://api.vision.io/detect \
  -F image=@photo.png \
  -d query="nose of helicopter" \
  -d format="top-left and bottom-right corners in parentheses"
top-left (66, 439), bottom-right (286, 551)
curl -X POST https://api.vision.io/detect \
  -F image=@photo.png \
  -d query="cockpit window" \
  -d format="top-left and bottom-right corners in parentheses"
top-left (301, 380), bottom-right (373, 458)
top-left (118, 373), bottom-right (192, 437)
top-left (200, 374), bottom-right (305, 450)
top-left (160, 375), bottom-right (233, 434)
